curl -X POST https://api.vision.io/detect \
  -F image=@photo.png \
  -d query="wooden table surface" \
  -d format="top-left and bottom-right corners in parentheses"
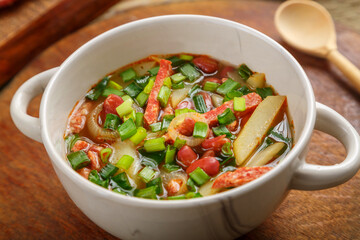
top-left (1, 0), bottom-right (360, 239)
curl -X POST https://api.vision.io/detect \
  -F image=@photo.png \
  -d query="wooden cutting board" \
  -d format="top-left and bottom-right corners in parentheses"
top-left (1, 0), bottom-right (359, 239)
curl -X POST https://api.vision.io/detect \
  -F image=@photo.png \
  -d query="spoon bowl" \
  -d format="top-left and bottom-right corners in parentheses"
top-left (275, 0), bottom-right (360, 92)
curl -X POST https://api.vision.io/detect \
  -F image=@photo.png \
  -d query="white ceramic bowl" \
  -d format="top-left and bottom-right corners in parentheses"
top-left (11, 15), bottom-right (360, 239)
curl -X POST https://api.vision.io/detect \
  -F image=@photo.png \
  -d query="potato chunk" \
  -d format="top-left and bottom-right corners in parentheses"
top-left (245, 142), bottom-right (285, 167)
top-left (234, 95), bottom-right (286, 166)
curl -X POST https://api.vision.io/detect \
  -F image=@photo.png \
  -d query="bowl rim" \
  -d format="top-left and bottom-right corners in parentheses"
top-left (41, 14), bottom-right (315, 208)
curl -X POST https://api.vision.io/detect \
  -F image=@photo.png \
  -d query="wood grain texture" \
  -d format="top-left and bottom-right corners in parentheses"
top-left (0, 0), bottom-right (121, 87)
top-left (1, 0), bottom-right (359, 239)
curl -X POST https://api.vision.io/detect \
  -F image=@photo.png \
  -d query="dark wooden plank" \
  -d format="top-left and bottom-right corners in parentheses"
top-left (0, 0), bottom-right (121, 87)
top-left (1, 0), bottom-right (359, 239)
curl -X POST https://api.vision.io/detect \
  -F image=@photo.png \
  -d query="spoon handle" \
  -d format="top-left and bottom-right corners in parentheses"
top-left (327, 50), bottom-right (360, 93)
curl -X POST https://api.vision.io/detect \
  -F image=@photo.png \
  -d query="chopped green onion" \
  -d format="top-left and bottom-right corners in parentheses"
top-left (108, 80), bottom-right (123, 90)
top-left (212, 125), bottom-right (232, 138)
top-left (171, 73), bottom-right (187, 83)
top-left (167, 195), bottom-right (186, 200)
top-left (139, 166), bottom-right (156, 183)
top-left (138, 148), bottom-right (166, 167)
top-left (203, 81), bottom-right (219, 92)
top-left (174, 108), bottom-right (196, 117)
top-left (157, 86), bottom-right (171, 107)
top-left (174, 138), bottom-right (186, 149)
top-left (135, 112), bottom-right (144, 127)
top-left (234, 97), bottom-right (246, 111)
top-left (121, 95), bottom-right (133, 103)
top-left (223, 90), bottom-right (243, 102)
top-left (135, 186), bottom-right (157, 199)
top-left (148, 66), bottom-right (160, 76)
top-left (161, 114), bottom-right (175, 130)
top-left (120, 68), bottom-right (137, 82)
top-left (99, 163), bottom-right (118, 179)
top-left (111, 172), bottom-right (133, 190)
top-left (65, 134), bottom-right (79, 152)
top-left (256, 87), bottom-right (273, 100)
top-left (238, 86), bottom-right (252, 95)
top-left (124, 82), bottom-right (142, 98)
top-left (116, 155), bottom-right (134, 170)
top-left (113, 188), bottom-right (127, 195)
top-left (220, 156), bottom-right (236, 166)
top-left (117, 119), bottom-right (137, 140)
top-left (217, 108), bottom-right (236, 125)
top-left (163, 77), bottom-right (172, 88)
top-left (129, 127), bottom-right (147, 145)
top-left (123, 110), bottom-right (136, 122)
top-left (186, 178), bottom-right (197, 192)
top-left (189, 167), bottom-right (210, 186)
top-left (100, 148), bottom-right (112, 163)
top-left (116, 99), bottom-right (133, 117)
top-left (193, 94), bottom-right (207, 113)
top-left (103, 113), bottom-right (121, 130)
top-left (86, 76), bottom-right (110, 100)
top-left (185, 192), bottom-right (202, 199)
top-left (146, 177), bottom-right (163, 194)
top-left (67, 150), bottom-right (90, 170)
top-left (172, 82), bottom-right (185, 89)
top-left (180, 63), bottom-right (200, 82)
top-left (88, 170), bottom-right (109, 188)
top-left (167, 56), bottom-right (185, 67)
top-left (102, 88), bottom-right (124, 97)
top-left (216, 78), bottom-right (241, 96)
top-left (150, 122), bottom-right (162, 132)
top-left (135, 76), bottom-right (150, 89)
top-left (165, 145), bottom-right (176, 164)
top-left (144, 77), bottom-right (155, 94)
top-left (221, 142), bottom-right (232, 156)
top-left (144, 138), bottom-right (166, 152)
top-left (188, 85), bottom-right (201, 97)
top-left (238, 64), bottom-right (253, 80)
top-left (135, 91), bottom-right (149, 107)
top-left (162, 163), bottom-right (181, 172)
top-left (193, 122), bottom-right (208, 138)
top-left (179, 54), bottom-right (193, 61)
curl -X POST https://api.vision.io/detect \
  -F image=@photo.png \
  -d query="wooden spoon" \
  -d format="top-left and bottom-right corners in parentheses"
top-left (275, 0), bottom-right (360, 92)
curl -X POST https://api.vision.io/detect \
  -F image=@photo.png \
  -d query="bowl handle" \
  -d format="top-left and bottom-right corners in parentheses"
top-left (10, 68), bottom-right (59, 143)
top-left (291, 102), bottom-right (360, 190)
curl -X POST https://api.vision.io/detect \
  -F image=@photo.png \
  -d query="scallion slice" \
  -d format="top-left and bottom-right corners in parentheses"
top-left (186, 178), bottom-right (197, 192)
top-left (99, 163), bottom-right (119, 179)
top-left (217, 108), bottom-right (236, 125)
top-left (167, 195), bottom-right (186, 200)
top-left (221, 142), bottom-right (232, 156)
top-left (134, 186), bottom-right (157, 199)
top-left (212, 125), bottom-right (232, 138)
top-left (179, 54), bottom-right (193, 61)
top-left (116, 155), bottom-right (134, 170)
top-left (86, 76), bottom-right (110, 100)
top-left (116, 99), bottom-right (133, 118)
top-left (234, 97), bottom-right (246, 111)
top-left (193, 94), bottom-right (207, 113)
top-left (135, 91), bottom-right (149, 107)
top-left (189, 167), bottom-right (210, 186)
top-left (256, 87), bottom-right (273, 100)
top-left (188, 85), bottom-right (201, 97)
top-left (120, 68), bottom-right (137, 82)
top-left (135, 112), bottom-right (144, 127)
top-left (203, 81), bottom-right (219, 92)
top-left (165, 145), bottom-right (176, 164)
top-left (238, 64), bottom-right (253, 80)
top-left (193, 122), bottom-right (208, 138)
top-left (185, 192), bottom-right (202, 199)
top-left (223, 90), bottom-right (243, 102)
top-left (171, 73), bottom-right (187, 83)
top-left (102, 88), bottom-right (124, 97)
top-left (100, 148), bottom-right (112, 163)
top-left (163, 77), bottom-right (172, 89)
top-left (67, 150), bottom-right (90, 170)
top-left (162, 163), bottom-right (181, 172)
top-left (180, 63), bottom-right (200, 82)
top-left (108, 80), bottom-right (123, 90)
top-left (216, 78), bottom-right (241, 96)
top-left (161, 114), bottom-right (175, 130)
top-left (172, 82), bottom-right (185, 89)
top-left (117, 119), bottom-right (137, 140)
top-left (139, 166), bottom-right (156, 183)
top-left (124, 82), bottom-right (142, 98)
top-left (112, 172), bottom-right (133, 190)
top-left (144, 77), bottom-right (155, 94)
top-left (144, 138), bottom-right (166, 152)
top-left (146, 177), bottom-right (163, 195)
top-left (65, 134), bottom-right (79, 152)
top-left (88, 170), bottom-right (109, 188)
top-left (148, 66), bottom-right (160, 76)
top-left (174, 108), bottom-right (196, 117)
top-left (135, 75), bottom-right (150, 89)
top-left (174, 138), bottom-right (186, 149)
top-left (168, 56), bottom-right (185, 67)
top-left (129, 127), bottom-right (147, 145)
top-left (150, 122), bottom-right (162, 132)
top-left (103, 113), bottom-right (121, 130)
top-left (157, 86), bottom-right (171, 107)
